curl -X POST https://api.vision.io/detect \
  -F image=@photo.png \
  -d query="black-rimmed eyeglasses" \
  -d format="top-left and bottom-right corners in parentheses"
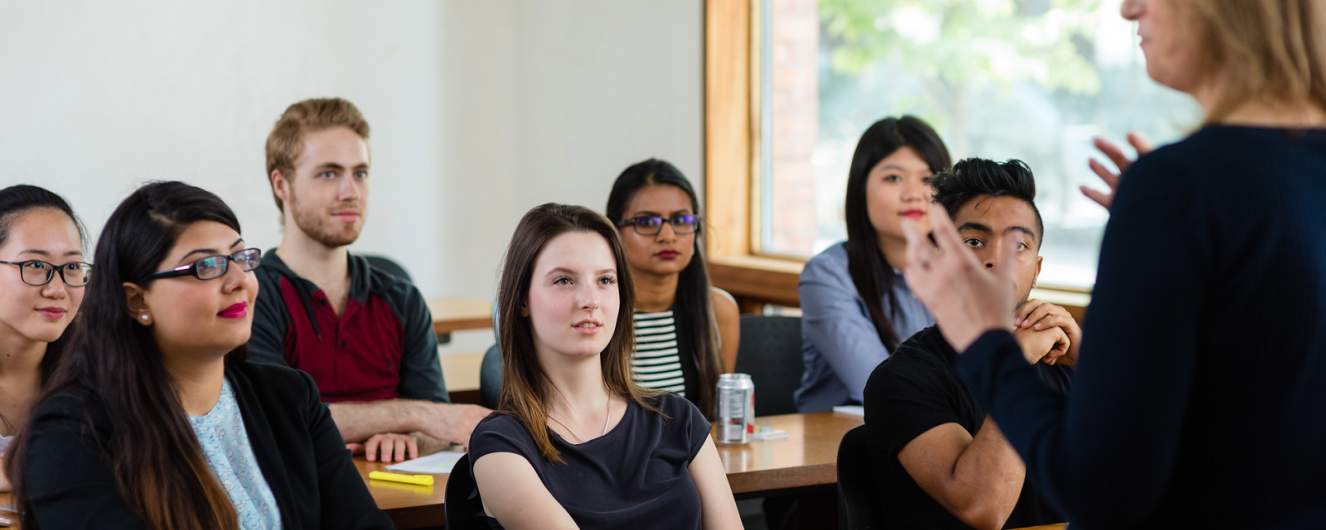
top-left (0, 260), bottom-right (93, 287)
top-left (141, 248), bottom-right (262, 283)
top-left (618, 214), bottom-right (701, 236)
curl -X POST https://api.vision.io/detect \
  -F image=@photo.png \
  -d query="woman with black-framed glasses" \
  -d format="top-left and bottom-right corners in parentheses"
top-left (139, 247), bottom-right (262, 283)
top-left (0, 185), bottom-right (88, 493)
top-left (605, 159), bottom-right (740, 419)
top-left (4, 181), bottom-right (390, 530)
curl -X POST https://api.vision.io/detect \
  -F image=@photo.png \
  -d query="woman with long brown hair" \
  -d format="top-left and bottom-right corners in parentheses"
top-left (5, 181), bottom-right (390, 529)
top-left (897, 0), bottom-right (1326, 527)
top-left (468, 203), bottom-right (741, 529)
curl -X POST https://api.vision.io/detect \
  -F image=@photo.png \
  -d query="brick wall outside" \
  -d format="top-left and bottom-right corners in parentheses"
top-left (765, 0), bottom-right (819, 255)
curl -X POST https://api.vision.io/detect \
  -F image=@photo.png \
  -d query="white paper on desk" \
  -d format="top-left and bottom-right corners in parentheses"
top-left (833, 405), bottom-right (864, 416)
top-left (385, 450), bottom-right (466, 475)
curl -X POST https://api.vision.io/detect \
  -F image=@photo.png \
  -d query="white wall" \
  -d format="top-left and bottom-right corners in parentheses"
top-left (439, 1), bottom-right (703, 305)
top-left (0, 0), bottom-right (703, 327)
top-left (1, 0), bottom-right (449, 293)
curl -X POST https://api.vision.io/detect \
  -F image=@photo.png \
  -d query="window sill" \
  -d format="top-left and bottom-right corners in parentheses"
top-left (709, 255), bottom-right (803, 311)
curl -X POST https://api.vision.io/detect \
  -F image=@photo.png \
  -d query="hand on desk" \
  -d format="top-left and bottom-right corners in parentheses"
top-left (349, 433), bottom-right (419, 463)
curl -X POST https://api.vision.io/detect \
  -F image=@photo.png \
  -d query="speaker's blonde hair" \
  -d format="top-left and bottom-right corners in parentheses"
top-left (1182, 0), bottom-right (1326, 121)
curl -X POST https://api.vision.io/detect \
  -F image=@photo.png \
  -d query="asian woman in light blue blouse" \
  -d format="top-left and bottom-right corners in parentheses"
top-left (795, 116), bottom-right (951, 411)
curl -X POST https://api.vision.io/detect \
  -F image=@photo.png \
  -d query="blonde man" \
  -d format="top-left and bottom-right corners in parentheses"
top-left (251, 98), bottom-right (488, 463)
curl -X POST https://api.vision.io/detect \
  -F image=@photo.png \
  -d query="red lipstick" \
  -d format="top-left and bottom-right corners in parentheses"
top-left (218, 302), bottom-right (248, 319)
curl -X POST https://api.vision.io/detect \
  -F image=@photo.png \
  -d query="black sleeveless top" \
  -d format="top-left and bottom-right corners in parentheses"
top-left (468, 393), bottom-right (711, 529)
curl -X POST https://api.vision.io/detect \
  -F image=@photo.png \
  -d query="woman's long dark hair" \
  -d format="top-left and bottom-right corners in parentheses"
top-left (844, 117), bottom-right (951, 350)
top-left (606, 159), bottom-right (722, 418)
top-left (5, 181), bottom-right (243, 530)
top-left (0, 184), bottom-right (87, 383)
top-left (496, 203), bottom-right (658, 463)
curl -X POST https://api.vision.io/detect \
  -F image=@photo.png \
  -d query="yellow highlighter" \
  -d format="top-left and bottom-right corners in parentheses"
top-left (369, 470), bottom-right (436, 487)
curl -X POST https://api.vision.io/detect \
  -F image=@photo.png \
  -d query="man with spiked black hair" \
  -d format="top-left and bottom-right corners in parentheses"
top-left (861, 158), bottom-right (1079, 529)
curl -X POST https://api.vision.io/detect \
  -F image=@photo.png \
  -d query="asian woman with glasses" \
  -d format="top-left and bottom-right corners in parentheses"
top-left (605, 159), bottom-right (739, 419)
top-left (4, 181), bottom-right (391, 530)
top-left (0, 185), bottom-right (88, 493)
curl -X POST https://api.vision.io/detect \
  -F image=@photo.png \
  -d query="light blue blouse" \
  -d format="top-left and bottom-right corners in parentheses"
top-left (188, 379), bottom-right (283, 530)
top-left (795, 242), bottom-right (933, 411)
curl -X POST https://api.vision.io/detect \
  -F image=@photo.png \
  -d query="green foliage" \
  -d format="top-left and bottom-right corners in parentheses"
top-left (820, 0), bottom-right (1103, 96)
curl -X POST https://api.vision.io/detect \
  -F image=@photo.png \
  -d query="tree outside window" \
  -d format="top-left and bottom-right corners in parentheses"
top-left (760, 0), bottom-right (1199, 288)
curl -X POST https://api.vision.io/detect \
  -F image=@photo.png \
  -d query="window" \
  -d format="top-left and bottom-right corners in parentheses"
top-left (752, 0), bottom-right (1201, 289)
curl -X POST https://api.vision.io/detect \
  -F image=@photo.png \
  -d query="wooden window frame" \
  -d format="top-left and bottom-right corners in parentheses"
top-left (702, 0), bottom-right (1089, 321)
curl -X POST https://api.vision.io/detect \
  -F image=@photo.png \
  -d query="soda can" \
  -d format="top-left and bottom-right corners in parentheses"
top-left (717, 373), bottom-right (755, 444)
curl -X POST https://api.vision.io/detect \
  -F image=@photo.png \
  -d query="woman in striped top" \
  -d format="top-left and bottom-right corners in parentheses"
top-left (606, 159), bottom-right (740, 418)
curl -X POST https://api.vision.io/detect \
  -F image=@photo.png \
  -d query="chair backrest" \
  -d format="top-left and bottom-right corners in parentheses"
top-left (837, 425), bottom-right (881, 530)
top-left (444, 453), bottom-right (485, 529)
top-left (480, 343), bottom-right (503, 409)
top-left (490, 299), bottom-right (501, 344)
top-left (733, 315), bottom-right (803, 416)
top-left (362, 254), bottom-right (414, 284)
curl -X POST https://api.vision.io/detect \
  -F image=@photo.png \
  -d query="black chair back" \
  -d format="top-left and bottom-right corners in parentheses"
top-left (733, 315), bottom-right (803, 416)
top-left (837, 425), bottom-right (881, 529)
top-left (479, 344), bottom-right (503, 409)
top-left (444, 453), bottom-right (486, 529)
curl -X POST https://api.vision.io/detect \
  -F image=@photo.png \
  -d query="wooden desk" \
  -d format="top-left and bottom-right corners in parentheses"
top-left (429, 296), bottom-right (491, 403)
top-left (359, 411), bottom-right (863, 528)
top-left (357, 458), bottom-right (448, 529)
top-left (0, 492), bottom-right (19, 529)
top-left (0, 412), bottom-right (862, 530)
top-left (718, 411), bottom-right (862, 495)
top-left (428, 298), bottom-right (492, 342)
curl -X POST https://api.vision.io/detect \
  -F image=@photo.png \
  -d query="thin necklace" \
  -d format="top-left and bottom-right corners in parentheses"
top-left (548, 396), bottom-right (612, 444)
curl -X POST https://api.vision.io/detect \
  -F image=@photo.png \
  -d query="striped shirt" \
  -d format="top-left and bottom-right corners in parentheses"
top-left (631, 310), bottom-right (687, 396)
